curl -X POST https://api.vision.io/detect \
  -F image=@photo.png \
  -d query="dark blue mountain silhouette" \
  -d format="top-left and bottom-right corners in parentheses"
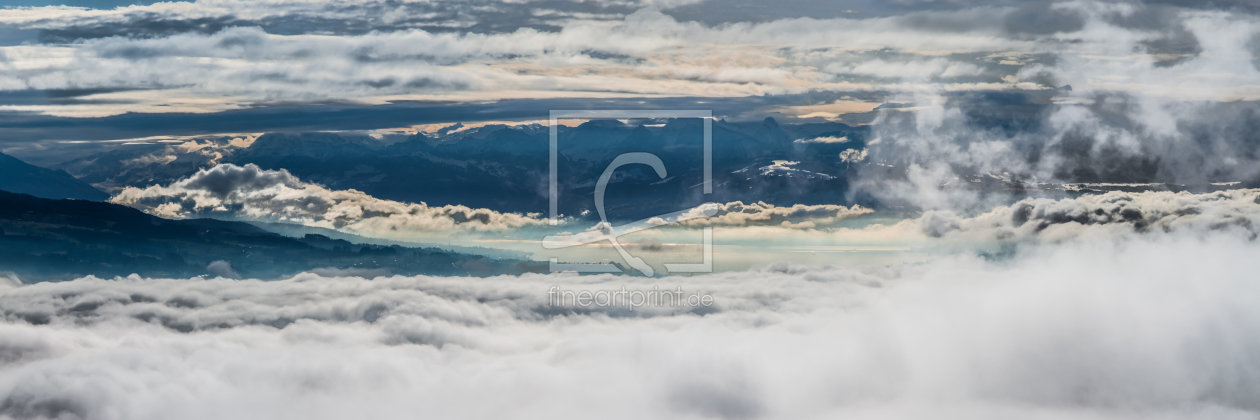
top-left (0, 152), bottom-right (109, 201)
top-left (56, 119), bottom-right (872, 221)
top-left (0, 190), bottom-right (545, 282)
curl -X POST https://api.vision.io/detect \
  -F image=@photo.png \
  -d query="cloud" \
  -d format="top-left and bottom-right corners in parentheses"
top-left (825, 2), bottom-right (1260, 212)
top-left (633, 237), bottom-right (665, 251)
top-left (854, 91), bottom-right (1260, 212)
top-left (0, 274), bottom-right (19, 289)
top-left (794, 135), bottom-right (849, 144)
top-left (118, 163), bottom-right (1260, 251)
top-left (109, 163), bottom-right (887, 251)
top-left (611, 189), bottom-right (1260, 260)
top-left (679, 201), bottom-right (873, 228)
top-left (912, 189), bottom-right (1260, 243)
top-left (829, 57), bottom-right (986, 81)
top-left (109, 164), bottom-right (1260, 253)
top-left (60, 136), bottom-right (254, 191)
top-left (205, 260), bottom-right (239, 279)
top-left (0, 231), bottom-right (1258, 418)
top-left (110, 163), bottom-right (551, 239)
top-left (839, 147), bottom-right (868, 163)
top-left (9, 1), bottom-right (1255, 117)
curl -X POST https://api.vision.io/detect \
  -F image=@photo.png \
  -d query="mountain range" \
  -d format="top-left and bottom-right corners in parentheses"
top-left (55, 118), bottom-right (872, 220)
top-left (0, 152), bottom-right (109, 201)
top-left (0, 189), bottom-right (545, 282)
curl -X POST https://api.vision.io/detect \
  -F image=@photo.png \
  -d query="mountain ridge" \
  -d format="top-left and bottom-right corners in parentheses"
top-left (0, 190), bottom-right (545, 282)
top-left (0, 152), bottom-right (110, 201)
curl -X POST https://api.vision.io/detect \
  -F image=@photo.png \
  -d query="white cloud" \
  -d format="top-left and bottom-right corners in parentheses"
top-left (621, 189), bottom-right (1260, 257)
top-left (794, 135), bottom-right (849, 144)
top-left (0, 231), bottom-right (1257, 419)
top-left (110, 162), bottom-right (1260, 251)
top-left (109, 164), bottom-right (887, 244)
top-left (110, 163), bottom-right (552, 238)
top-left (0, 2), bottom-right (1194, 116)
top-left (205, 260), bottom-right (239, 279)
top-left (679, 201), bottom-right (873, 228)
top-left (831, 58), bottom-right (985, 81)
top-left (913, 189), bottom-right (1260, 243)
top-left (764, 189), bottom-right (1260, 251)
top-left (839, 148), bottom-right (868, 163)
top-left (0, 1), bottom-right (1253, 118)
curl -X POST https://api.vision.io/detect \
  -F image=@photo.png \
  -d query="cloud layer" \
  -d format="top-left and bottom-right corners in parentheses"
top-left (1, 231), bottom-right (1258, 419)
top-left (916, 189), bottom-right (1260, 242)
top-left (3, 0), bottom-right (1257, 117)
top-left (109, 162), bottom-right (1260, 256)
top-left (110, 163), bottom-right (550, 238)
top-left (681, 201), bottom-right (873, 228)
top-left (5, 0), bottom-right (1258, 200)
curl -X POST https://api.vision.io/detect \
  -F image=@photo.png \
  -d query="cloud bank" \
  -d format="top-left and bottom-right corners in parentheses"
top-left (848, 3), bottom-right (1260, 208)
top-left (1, 232), bottom-right (1258, 419)
top-left (110, 163), bottom-right (888, 245)
top-left (3, 1), bottom-right (1257, 117)
top-left (913, 189), bottom-right (1260, 241)
top-left (110, 162), bottom-right (1260, 253)
top-left (5, 1), bottom-right (1258, 199)
top-left (680, 201), bottom-right (873, 228)
top-left (110, 163), bottom-right (550, 238)
top-left (592, 189), bottom-right (1260, 265)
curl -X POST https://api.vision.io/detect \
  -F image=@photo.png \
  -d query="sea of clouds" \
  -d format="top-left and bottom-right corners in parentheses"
top-left (4, 1), bottom-right (1260, 417)
top-left (1, 228), bottom-right (1258, 420)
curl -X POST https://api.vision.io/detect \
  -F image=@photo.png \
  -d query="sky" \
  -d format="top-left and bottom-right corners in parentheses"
top-left (1, 0), bottom-right (1257, 121)
top-left (2, 0), bottom-right (1259, 182)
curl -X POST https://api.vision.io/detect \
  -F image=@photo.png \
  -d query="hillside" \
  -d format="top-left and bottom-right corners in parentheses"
top-left (0, 190), bottom-right (545, 282)
top-left (0, 152), bottom-right (109, 201)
